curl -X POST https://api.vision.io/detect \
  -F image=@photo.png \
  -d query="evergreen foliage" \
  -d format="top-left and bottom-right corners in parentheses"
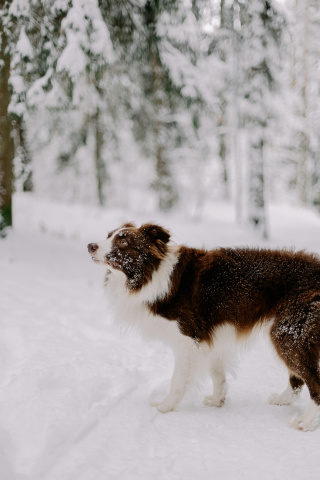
top-left (1, 0), bottom-right (319, 235)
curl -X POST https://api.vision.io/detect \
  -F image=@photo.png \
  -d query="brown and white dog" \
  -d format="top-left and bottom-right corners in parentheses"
top-left (88, 222), bottom-right (320, 431)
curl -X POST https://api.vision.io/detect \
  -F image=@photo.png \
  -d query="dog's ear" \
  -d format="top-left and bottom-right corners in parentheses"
top-left (139, 223), bottom-right (170, 245)
top-left (120, 222), bottom-right (136, 229)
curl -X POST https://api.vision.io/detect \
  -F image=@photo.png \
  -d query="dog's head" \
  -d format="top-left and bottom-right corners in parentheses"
top-left (87, 222), bottom-right (171, 290)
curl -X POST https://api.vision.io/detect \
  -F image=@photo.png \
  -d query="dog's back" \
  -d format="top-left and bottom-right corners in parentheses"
top-left (149, 246), bottom-right (320, 341)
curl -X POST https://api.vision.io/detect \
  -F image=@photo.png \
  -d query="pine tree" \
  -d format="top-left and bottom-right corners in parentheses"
top-left (137, 0), bottom-right (179, 211)
top-left (288, 0), bottom-right (320, 207)
top-left (210, 0), bottom-right (233, 198)
top-left (10, 19), bottom-right (34, 192)
top-left (7, 0), bottom-right (70, 197)
top-left (239, 0), bottom-right (285, 238)
top-left (156, 0), bottom-right (207, 213)
top-left (56, 0), bottom-right (115, 205)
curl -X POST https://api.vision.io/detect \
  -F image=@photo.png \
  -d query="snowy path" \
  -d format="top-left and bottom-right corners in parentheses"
top-left (1, 196), bottom-right (320, 479)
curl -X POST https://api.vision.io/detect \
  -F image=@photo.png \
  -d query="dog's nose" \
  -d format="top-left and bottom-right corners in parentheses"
top-left (88, 243), bottom-right (98, 254)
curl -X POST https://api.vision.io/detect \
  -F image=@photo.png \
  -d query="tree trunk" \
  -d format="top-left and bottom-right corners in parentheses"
top-left (0, 20), bottom-right (14, 236)
top-left (145, 0), bottom-right (177, 211)
top-left (13, 117), bottom-right (33, 192)
top-left (248, 137), bottom-right (268, 239)
top-left (218, 114), bottom-right (229, 198)
top-left (232, 0), bottom-right (242, 223)
top-left (298, 0), bottom-right (309, 204)
top-left (218, 0), bottom-right (229, 198)
top-left (151, 47), bottom-right (176, 210)
top-left (93, 108), bottom-right (106, 206)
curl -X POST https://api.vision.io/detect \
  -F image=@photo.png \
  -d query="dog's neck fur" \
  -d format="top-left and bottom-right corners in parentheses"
top-left (105, 243), bottom-right (180, 304)
top-left (133, 244), bottom-right (180, 303)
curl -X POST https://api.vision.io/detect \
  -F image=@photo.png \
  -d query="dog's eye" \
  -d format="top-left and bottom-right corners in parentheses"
top-left (120, 239), bottom-right (128, 246)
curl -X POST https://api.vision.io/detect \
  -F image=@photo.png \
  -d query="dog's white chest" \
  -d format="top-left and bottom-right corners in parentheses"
top-left (104, 270), bottom-right (182, 345)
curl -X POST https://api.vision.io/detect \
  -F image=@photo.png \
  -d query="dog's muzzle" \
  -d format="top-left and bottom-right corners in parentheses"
top-left (87, 243), bottom-right (98, 254)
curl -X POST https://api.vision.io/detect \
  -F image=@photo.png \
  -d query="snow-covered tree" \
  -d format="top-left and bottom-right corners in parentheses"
top-left (129, 0), bottom-right (180, 211)
top-left (7, 0), bottom-right (70, 193)
top-left (156, 0), bottom-right (211, 213)
top-left (55, 0), bottom-right (116, 205)
top-left (237, 0), bottom-right (286, 238)
top-left (287, 0), bottom-right (320, 207)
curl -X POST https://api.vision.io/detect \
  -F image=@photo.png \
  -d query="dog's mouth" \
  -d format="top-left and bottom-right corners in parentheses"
top-left (106, 259), bottom-right (121, 270)
top-left (91, 256), bottom-right (104, 265)
top-left (89, 253), bottom-right (122, 270)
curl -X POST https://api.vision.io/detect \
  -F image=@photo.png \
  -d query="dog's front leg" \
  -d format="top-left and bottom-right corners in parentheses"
top-left (155, 344), bottom-right (192, 413)
top-left (203, 365), bottom-right (227, 407)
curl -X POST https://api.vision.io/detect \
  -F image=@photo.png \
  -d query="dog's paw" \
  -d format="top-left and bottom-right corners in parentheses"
top-left (156, 402), bottom-right (175, 413)
top-left (289, 415), bottom-right (317, 432)
top-left (268, 392), bottom-right (291, 406)
top-left (149, 398), bottom-right (175, 412)
top-left (203, 395), bottom-right (225, 408)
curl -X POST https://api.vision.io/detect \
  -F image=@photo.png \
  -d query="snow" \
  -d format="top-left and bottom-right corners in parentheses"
top-left (1, 194), bottom-right (320, 479)
top-left (8, 0), bottom-right (30, 18)
top-left (15, 26), bottom-right (33, 60)
top-left (56, 35), bottom-right (88, 79)
top-left (26, 70), bottom-right (54, 108)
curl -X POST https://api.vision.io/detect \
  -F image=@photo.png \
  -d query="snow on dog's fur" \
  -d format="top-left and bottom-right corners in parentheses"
top-left (88, 222), bottom-right (320, 431)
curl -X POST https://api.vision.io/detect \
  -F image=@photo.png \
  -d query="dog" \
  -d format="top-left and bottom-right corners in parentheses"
top-left (88, 222), bottom-right (320, 431)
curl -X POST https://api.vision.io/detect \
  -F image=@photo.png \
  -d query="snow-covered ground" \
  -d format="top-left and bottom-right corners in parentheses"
top-left (1, 194), bottom-right (320, 480)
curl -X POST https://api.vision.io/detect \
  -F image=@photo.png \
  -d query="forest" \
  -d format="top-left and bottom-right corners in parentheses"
top-left (1, 0), bottom-right (320, 238)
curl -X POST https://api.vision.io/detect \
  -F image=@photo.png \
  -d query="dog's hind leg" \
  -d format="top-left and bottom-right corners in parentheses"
top-left (154, 341), bottom-right (193, 413)
top-left (288, 363), bottom-right (320, 431)
top-left (290, 398), bottom-right (320, 431)
top-left (269, 373), bottom-right (304, 406)
top-left (271, 304), bottom-right (320, 430)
